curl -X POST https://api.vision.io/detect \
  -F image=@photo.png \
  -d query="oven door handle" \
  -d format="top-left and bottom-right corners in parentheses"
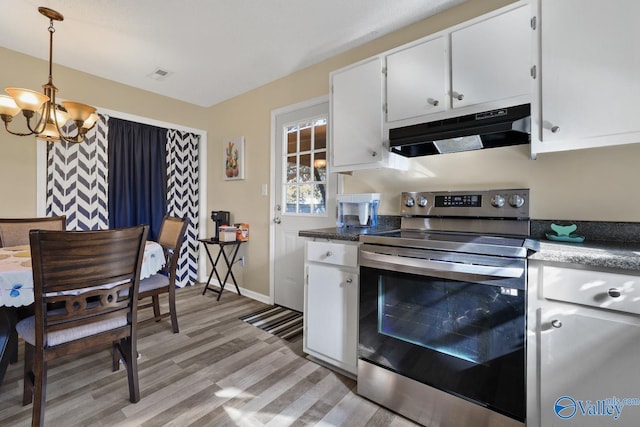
top-left (359, 250), bottom-right (524, 279)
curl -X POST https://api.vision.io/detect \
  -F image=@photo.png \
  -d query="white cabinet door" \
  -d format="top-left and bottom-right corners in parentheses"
top-left (304, 263), bottom-right (358, 373)
top-left (386, 36), bottom-right (447, 122)
top-left (538, 305), bottom-right (640, 426)
top-left (385, 3), bottom-right (532, 126)
top-left (535, 0), bottom-right (640, 152)
top-left (330, 57), bottom-right (388, 172)
top-left (451, 4), bottom-right (532, 109)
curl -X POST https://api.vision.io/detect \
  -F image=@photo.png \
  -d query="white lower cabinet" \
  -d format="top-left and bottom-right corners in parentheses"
top-left (538, 305), bottom-right (640, 426)
top-left (528, 261), bottom-right (640, 426)
top-left (303, 240), bottom-right (359, 375)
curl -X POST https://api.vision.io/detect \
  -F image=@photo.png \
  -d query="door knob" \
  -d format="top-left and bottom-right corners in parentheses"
top-left (274, 217), bottom-right (281, 224)
top-left (551, 319), bottom-right (562, 328)
top-left (608, 288), bottom-right (621, 298)
top-left (427, 98), bottom-right (439, 106)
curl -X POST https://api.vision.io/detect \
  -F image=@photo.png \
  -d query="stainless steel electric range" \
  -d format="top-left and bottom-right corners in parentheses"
top-left (357, 189), bottom-right (538, 427)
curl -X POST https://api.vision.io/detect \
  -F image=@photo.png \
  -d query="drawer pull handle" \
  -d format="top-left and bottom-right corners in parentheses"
top-left (551, 319), bottom-right (562, 328)
top-left (325, 251), bottom-right (333, 257)
top-left (608, 288), bottom-right (621, 298)
top-left (346, 278), bottom-right (353, 284)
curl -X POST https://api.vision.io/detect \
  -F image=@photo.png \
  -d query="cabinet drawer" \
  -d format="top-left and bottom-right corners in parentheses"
top-left (542, 265), bottom-right (640, 315)
top-left (306, 241), bottom-right (358, 268)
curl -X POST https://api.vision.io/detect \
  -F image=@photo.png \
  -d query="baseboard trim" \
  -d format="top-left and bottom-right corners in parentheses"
top-left (196, 281), bottom-right (270, 305)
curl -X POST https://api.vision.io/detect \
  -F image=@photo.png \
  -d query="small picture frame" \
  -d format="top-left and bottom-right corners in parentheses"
top-left (224, 136), bottom-right (245, 181)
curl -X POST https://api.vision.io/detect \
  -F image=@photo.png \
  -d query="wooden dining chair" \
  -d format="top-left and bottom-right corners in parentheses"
top-left (135, 216), bottom-right (188, 333)
top-left (0, 216), bottom-right (66, 248)
top-left (16, 225), bottom-right (148, 427)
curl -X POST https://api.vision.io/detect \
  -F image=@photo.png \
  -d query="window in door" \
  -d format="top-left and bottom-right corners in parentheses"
top-left (284, 117), bottom-right (328, 215)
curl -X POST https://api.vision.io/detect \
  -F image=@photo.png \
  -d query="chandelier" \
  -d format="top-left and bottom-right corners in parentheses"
top-left (0, 7), bottom-right (98, 143)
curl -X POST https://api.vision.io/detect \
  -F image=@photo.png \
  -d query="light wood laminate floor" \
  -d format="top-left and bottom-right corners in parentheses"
top-left (0, 284), bottom-right (418, 426)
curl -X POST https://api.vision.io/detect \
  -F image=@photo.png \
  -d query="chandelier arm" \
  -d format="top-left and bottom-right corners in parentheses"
top-left (25, 102), bottom-right (49, 135)
top-left (50, 102), bottom-right (84, 144)
top-left (59, 130), bottom-right (86, 144)
top-left (2, 119), bottom-right (38, 137)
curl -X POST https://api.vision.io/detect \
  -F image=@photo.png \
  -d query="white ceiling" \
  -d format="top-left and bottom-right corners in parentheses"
top-left (0, 0), bottom-right (466, 107)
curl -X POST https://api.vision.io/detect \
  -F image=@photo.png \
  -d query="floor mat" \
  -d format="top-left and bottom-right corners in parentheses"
top-left (240, 305), bottom-right (303, 342)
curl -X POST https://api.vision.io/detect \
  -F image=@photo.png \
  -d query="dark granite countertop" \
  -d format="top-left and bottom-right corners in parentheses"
top-left (298, 215), bottom-right (401, 242)
top-left (299, 218), bottom-right (640, 272)
top-left (531, 220), bottom-right (640, 271)
top-left (531, 240), bottom-right (640, 271)
top-left (298, 225), bottom-right (399, 242)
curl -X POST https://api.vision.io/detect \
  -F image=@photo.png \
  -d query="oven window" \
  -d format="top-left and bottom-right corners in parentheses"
top-left (360, 266), bottom-right (526, 421)
top-left (378, 277), bottom-right (523, 365)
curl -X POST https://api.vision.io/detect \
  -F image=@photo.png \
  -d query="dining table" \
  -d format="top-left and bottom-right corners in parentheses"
top-left (0, 240), bottom-right (165, 386)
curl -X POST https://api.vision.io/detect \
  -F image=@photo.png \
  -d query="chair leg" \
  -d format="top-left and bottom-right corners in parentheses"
top-left (112, 342), bottom-right (121, 372)
top-left (168, 290), bottom-right (179, 334)
top-left (151, 295), bottom-right (161, 321)
top-left (120, 337), bottom-right (140, 403)
top-left (22, 343), bottom-right (34, 405)
top-left (31, 349), bottom-right (47, 427)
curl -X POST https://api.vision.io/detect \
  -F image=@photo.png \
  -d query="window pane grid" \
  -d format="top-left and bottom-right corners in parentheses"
top-left (283, 116), bottom-right (328, 215)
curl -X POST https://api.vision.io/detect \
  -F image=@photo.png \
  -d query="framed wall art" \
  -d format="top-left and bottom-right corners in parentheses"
top-left (224, 136), bottom-right (245, 180)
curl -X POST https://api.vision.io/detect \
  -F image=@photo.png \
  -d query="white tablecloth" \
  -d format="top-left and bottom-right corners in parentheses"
top-left (0, 241), bottom-right (165, 307)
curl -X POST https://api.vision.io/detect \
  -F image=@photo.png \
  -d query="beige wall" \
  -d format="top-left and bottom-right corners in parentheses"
top-left (3, 0), bottom-right (640, 300)
top-left (344, 143), bottom-right (640, 221)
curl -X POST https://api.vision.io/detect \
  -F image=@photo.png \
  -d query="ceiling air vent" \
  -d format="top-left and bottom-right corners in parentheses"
top-left (147, 68), bottom-right (172, 81)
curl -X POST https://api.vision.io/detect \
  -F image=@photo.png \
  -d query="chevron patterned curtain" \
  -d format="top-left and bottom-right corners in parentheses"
top-left (46, 115), bottom-right (109, 230)
top-left (45, 116), bottom-right (200, 288)
top-left (166, 129), bottom-right (200, 288)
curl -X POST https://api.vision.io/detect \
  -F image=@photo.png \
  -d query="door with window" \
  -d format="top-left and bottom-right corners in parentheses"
top-left (272, 97), bottom-right (337, 312)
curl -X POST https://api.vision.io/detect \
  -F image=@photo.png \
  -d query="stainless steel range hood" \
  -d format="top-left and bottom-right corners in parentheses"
top-left (389, 104), bottom-right (530, 157)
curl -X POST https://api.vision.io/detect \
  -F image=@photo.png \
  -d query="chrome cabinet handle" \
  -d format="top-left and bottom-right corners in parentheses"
top-left (273, 217), bottom-right (281, 224)
top-left (453, 92), bottom-right (464, 101)
top-left (325, 251), bottom-right (333, 257)
top-left (371, 151), bottom-right (378, 157)
top-left (608, 288), bottom-right (621, 298)
top-left (428, 98), bottom-right (439, 106)
top-left (551, 125), bottom-right (560, 133)
top-left (551, 319), bottom-right (562, 328)
top-left (346, 278), bottom-right (353, 284)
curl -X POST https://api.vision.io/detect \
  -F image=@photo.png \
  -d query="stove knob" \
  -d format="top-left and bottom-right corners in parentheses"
top-left (509, 194), bottom-right (525, 208)
top-left (405, 197), bottom-right (415, 207)
top-left (490, 194), bottom-right (505, 208)
top-left (418, 196), bottom-right (428, 207)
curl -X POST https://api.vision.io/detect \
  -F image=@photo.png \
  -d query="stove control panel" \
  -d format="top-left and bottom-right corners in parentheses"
top-left (402, 189), bottom-right (530, 219)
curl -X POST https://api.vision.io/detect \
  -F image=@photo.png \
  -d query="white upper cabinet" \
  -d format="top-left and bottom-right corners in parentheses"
top-left (385, 2), bottom-right (532, 126)
top-left (330, 56), bottom-right (407, 172)
top-left (532, 0), bottom-right (640, 155)
top-left (386, 36), bottom-right (447, 122)
top-left (451, 4), bottom-right (532, 110)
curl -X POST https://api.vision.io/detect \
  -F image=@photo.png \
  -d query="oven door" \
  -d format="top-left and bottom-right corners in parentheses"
top-left (359, 244), bottom-right (526, 422)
